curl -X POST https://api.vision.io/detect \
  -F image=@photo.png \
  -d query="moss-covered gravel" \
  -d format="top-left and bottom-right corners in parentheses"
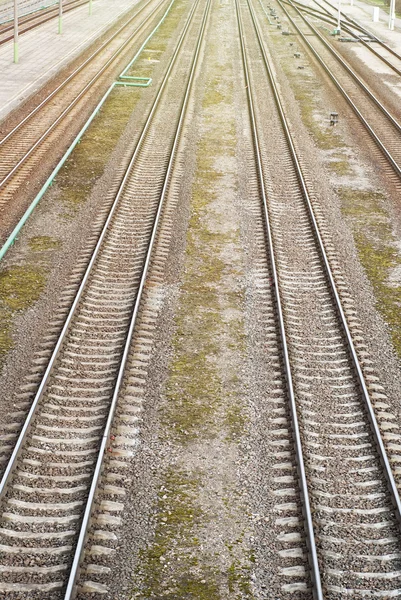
top-left (132, 4), bottom-right (255, 597)
top-left (0, 262), bottom-right (48, 365)
top-left (341, 188), bottom-right (401, 357)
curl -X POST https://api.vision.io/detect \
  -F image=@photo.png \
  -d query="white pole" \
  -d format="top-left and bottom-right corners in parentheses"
top-left (58, 0), bottom-right (62, 33)
top-left (337, 0), bottom-right (341, 32)
top-left (389, 0), bottom-right (395, 29)
top-left (13, 0), bottom-right (18, 63)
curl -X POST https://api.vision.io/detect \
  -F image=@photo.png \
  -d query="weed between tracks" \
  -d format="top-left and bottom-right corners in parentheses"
top-left (341, 188), bottom-right (401, 358)
top-left (132, 4), bottom-right (255, 597)
top-left (271, 29), bottom-right (345, 150)
top-left (0, 236), bottom-right (61, 365)
top-left (162, 132), bottom-right (244, 444)
top-left (28, 235), bottom-right (61, 251)
top-left (0, 258), bottom-right (49, 366)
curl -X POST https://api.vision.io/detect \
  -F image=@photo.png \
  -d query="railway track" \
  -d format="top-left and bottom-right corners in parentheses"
top-left (0, 0), bottom-right (170, 225)
top-left (313, 0), bottom-right (401, 59)
top-left (270, 0), bottom-right (401, 185)
top-left (237, 0), bottom-right (401, 595)
top-left (292, 0), bottom-right (401, 73)
top-left (0, 0), bottom-right (210, 594)
top-left (0, 0), bottom-right (87, 46)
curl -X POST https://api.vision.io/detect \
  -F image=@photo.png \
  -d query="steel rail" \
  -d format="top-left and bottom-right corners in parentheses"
top-left (275, 0), bottom-right (401, 178)
top-left (0, 0), bottom-right (200, 504)
top-left (289, 0), bottom-right (370, 33)
top-left (283, 0), bottom-right (389, 43)
top-left (235, 0), bottom-right (323, 596)
top-left (286, 0), bottom-right (401, 134)
top-left (0, 0), bottom-right (70, 24)
top-left (252, 0), bottom-right (401, 555)
top-left (0, 0), bottom-right (156, 147)
top-left (311, 0), bottom-right (401, 62)
top-left (282, 0), bottom-right (348, 23)
top-left (0, 0), bottom-right (171, 191)
top-left (0, 0), bottom-right (87, 46)
top-left (285, 0), bottom-right (401, 79)
top-left (0, 0), bottom-right (206, 594)
top-left (64, 0), bottom-right (211, 594)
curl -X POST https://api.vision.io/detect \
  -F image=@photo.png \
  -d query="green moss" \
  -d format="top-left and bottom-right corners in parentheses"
top-left (0, 264), bottom-right (47, 365)
top-left (29, 236), bottom-right (61, 251)
top-left (203, 86), bottom-right (225, 108)
top-left (163, 112), bottom-right (241, 441)
top-left (0, 313), bottom-right (12, 365)
top-left (328, 157), bottom-right (352, 175)
top-left (227, 560), bottom-right (254, 598)
top-left (295, 87), bottom-right (343, 149)
top-left (57, 86), bottom-right (142, 214)
top-left (126, 0), bottom-right (188, 75)
top-left (135, 468), bottom-right (222, 599)
top-left (340, 188), bottom-right (401, 357)
top-left (0, 265), bottom-right (46, 311)
top-left (224, 399), bottom-right (247, 441)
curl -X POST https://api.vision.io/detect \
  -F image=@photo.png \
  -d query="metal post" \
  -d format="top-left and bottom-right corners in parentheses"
top-left (13, 0), bottom-right (18, 63)
top-left (58, 0), bottom-right (62, 33)
top-left (389, 0), bottom-right (395, 29)
top-left (337, 0), bottom-right (341, 32)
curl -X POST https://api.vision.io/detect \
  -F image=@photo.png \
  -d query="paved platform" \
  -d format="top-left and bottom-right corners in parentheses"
top-left (0, 0), bottom-right (140, 121)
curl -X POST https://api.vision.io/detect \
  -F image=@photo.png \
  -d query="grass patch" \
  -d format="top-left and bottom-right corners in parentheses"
top-left (29, 236), bottom-right (61, 251)
top-left (57, 86), bottom-right (142, 214)
top-left (328, 155), bottom-right (352, 175)
top-left (224, 399), bottom-right (248, 441)
top-left (163, 136), bottom-right (227, 442)
top-left (228, 559), bottom-right (254, 598)
top-left (0, 265), bottom-right (47, 311)
top-left (135, 468), bottom-right (221, 600)
top-left (0, 264), bottom-right (47, 365)
top-left (340, 187), bottom-right (401, 357)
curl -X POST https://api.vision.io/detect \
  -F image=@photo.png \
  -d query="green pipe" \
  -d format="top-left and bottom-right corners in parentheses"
top-left (119, 0), bottom-right (175, 82)
top-left (116, 78), bottom-right (151, 87)
top-left (0, 0), bottom-right (176, 262)
top-left (0, 85), bottom-right (114, 262)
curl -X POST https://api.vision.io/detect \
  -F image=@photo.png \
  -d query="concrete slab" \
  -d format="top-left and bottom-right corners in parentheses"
top-left (0, 0), bottom-right (140, 121)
